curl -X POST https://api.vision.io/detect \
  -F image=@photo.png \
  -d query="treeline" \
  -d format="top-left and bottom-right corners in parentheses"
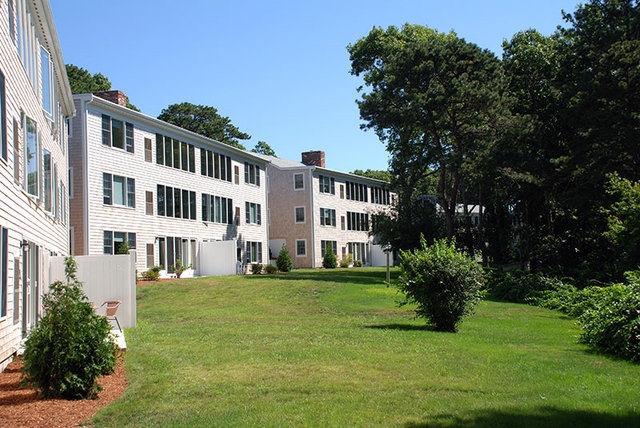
top-left (349, 0), bottom-right (640, 284)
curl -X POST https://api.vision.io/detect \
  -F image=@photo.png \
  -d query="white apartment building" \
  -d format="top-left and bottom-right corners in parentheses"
top-left (68, 91), bottom-right (269, 277)
top-left (261, 151), bottom-right (394, 268)
top-left (0, 0), bottom-right (75, 370)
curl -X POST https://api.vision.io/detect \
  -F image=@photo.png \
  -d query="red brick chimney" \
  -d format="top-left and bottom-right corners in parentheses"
top-left (301, 151), bottom-right (325, 168)
top-left (93, 90), bottom-right (128, 107)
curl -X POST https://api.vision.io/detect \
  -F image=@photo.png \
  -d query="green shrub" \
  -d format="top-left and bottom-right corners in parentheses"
top-left (322, 245), bottom-right (337, 269)
top-left (487, 270), bottom-right (565, 304)
top-left (264, 263), bottom-right (278, 274)
top-left (340, 253), bottom-right (353, 268)
top-left (140, 265), bottom-right (162, 281)
top-left (21, 256), bottom-right (117, 399)
top-left (353, 259), bottom-right (363, 268)
top-left (578, 277), bottom-right (640, 362)
top-left (251, 263), bottom-right (263, 274)
top-left (172, 259), bottom-right (191, 278)
top-left (398, 237), bottom-right (485, 332)
top-left (276, 245), bottom-right (293, 272)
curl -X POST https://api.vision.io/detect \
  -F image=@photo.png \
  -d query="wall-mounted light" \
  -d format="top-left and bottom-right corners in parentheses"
top-left (20, 240), bottom-right (29, 249)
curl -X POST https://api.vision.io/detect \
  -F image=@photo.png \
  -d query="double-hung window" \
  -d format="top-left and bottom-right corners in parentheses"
top-left (102, 114), bottom-right (134, 153)
top-left (43, 150), bottom-right (51, 211)
top-left (25, 117), bottom-right (39, 197)
top-left (246, 241), bottom-right (263, 263)
top-left (244, 162), bottom-right (261, 186)
top-left (296, 239), bottom-right (306, 257)
top-left (103, 230), bottom-right (136, 254)
top-left (295, 206), bottom-right (305, 223)
top-left (294, 173), bottom-right (304, 190)
top-left (320, 208), bottom-right (336, 227)
top-left (40, 47), bottom-right (53, 119)
top-left (1, 227), bottom-right (7, 317)
top-left (319, 175), bottom-right (335, 194)
top-left (202, 194), bottom-right (233, 224)
top-left (321, 240), bottom-right (337, 257)
top-left (156, 184), bottom-right (196, 219)
top-left (103, 173), bottom-right (135, 208)
top-left (245, 202), bottom-right (262, 225)
top-left (0, 71), bottom-right (6, 161)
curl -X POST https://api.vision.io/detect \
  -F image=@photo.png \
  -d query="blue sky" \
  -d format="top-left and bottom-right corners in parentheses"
top-left (50, 0), bottom-right (579, 173)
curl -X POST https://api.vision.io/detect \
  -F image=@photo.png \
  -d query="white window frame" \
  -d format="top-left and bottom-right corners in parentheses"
top-left (295, 239), bottom-right (306, 257)
top-left (294, 206), bottom-right (305, 224)
top-left (294, 173), bottom-right (304, 190)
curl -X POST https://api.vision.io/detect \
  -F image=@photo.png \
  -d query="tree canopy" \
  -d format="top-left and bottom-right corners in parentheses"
top-left (348, 24), bottom-right (512, 238)
top-left (349, 0), bottom-right (640, 282)
top-left (351, 169), bottom-right (392, 183)
top-left (65, 64), bottom-right (111, 94)
top-left (158, 102), bottom-right (250, 150)
top-left (65, 64), bottom-right (139, 111)
top-left (251, 141), bottom-right (276, 157)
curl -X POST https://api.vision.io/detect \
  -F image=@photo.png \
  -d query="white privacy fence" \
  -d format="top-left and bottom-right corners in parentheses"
top-left (199, 240), bottom-right (238, 276)
top-left (49, 252), bottom-right (137, 329)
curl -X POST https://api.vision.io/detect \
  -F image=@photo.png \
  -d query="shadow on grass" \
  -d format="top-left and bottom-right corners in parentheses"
top-left (256, 268), bottom-right (400, 286)
top-left (365, 323), bottom-right (434, 332)
top-left (403, 406), bottom-right (640, 428)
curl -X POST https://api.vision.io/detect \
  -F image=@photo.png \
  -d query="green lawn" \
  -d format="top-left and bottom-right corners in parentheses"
top-left (92, 268), bottom-right (640, 427)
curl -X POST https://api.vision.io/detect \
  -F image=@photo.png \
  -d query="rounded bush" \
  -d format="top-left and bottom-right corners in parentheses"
top-left (21, 256), bottom-right (117, 399)
top-left (398, 237), bottom-right (485, 332)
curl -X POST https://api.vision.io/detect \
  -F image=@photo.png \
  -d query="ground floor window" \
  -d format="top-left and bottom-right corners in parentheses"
top-left (246, 241), bottom-right (263, 264)
top-left (296, 239), bottom-right (306, 257)
top-left (320, 240), bottom-right (337, 257)
top-left (103, 231), bottom-right (136, 255)
top-left (348, 242), bottom-right (368, 264)
top-left (1, 227), bottom-right (7, 317)
top-left (158, 236), bottom-right (196, 273)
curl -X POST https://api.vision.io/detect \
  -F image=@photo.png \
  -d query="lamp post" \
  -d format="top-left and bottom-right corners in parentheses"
top-left (382, 242), bottom-right (392, 287)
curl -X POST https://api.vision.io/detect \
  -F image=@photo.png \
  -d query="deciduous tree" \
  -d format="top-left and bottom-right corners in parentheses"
top-left (348, 24), bottom-right (512, 239)
top-left (158, 102), bottom-right (250, 150)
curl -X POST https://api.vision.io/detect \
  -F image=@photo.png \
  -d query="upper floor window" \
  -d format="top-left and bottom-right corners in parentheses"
top-left (346, 211), bottom-right (369, 231)
top-left (0, 71), bottom-right (5, 161)
top-left (40, 47), bottom-right (53, 119)
top-left (102, 114), bottom-right (134, 153)
top-left (43, 149), bottom-right (51, 211)
top-left (7, 0), bottom-right (15, 44)
top-left (294, 173), bottom-right (304, 190)
top-left (202, 194), bottom-right (233, 224)
top-left (244, 162), bottom-right (261, 186)
top-left (371, 186), bottom-right (391, 205)
top-left (319, 175), bottom-right (335, 194)
top-left (320, 208), bottom-right (336, 227)
top-left (25, 117), bottom-right (39, 197)
top-left (103, 173), bottom-right (135, 208)
top-left (156, 134), bottom-right (195, 172)
top-left (245, 202), bottom-right (262, 225)
top-left (156, 184), bottom-right (196, 220)
top-left (346, 181), bottom-right (368, 202)
top-left (295, 206), bottom-right (305, 224)
top-left (200, 148), bottom-right (231, 181)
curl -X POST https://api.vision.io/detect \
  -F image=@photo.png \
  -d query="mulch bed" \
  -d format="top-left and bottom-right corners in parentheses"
top-left (0, 356), bottom-right (127, 427)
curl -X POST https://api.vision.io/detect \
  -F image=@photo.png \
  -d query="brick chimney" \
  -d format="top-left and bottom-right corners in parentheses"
top-left (301, 150), bottom-right (325, 168)
top-left (93, 90), bottom-right (128, 107)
